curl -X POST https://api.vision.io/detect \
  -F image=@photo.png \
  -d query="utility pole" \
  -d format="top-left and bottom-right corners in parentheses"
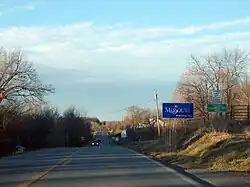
top-left (216, 83), bottom-right (223, 117)
top-left (154, 90), bottom-right (161, 137)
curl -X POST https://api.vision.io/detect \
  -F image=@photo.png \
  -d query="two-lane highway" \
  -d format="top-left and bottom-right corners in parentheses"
top-left (0, 134), bottom-right (209, 187)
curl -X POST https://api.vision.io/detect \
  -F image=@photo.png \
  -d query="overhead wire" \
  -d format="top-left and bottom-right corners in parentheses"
top-left (107, 99), bottom-right (154, 114)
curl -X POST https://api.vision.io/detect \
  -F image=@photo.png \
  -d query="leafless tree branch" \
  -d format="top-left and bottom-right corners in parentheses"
top-left (0, 47), bottom-right (54, 105)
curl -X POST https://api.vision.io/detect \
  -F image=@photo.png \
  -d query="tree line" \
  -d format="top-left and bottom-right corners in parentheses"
top-left (0, 47), bottom-right (95, 156)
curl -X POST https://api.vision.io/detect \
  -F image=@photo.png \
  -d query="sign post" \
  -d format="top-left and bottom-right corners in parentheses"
top-left (162, 102), bottom-right (194, 152)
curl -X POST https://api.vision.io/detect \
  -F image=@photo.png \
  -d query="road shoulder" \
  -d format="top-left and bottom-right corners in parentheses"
top-left (126, 145), bottom-right (250, 187)
top-left (188, 169), bottom-right (250, 187)
top-left (127, 147), bottom-right (218, 187)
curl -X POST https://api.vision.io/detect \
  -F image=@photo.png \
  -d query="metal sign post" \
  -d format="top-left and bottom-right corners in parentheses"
top-left (162, 102), bottom-right (194, 152)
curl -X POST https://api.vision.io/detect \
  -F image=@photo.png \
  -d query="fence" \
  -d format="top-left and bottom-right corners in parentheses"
top-left (231, 105), bottom-right (250, 120)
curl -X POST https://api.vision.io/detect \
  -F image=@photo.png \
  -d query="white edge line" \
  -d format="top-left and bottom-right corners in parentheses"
top-left (127, 148), bottom-right (203, 187)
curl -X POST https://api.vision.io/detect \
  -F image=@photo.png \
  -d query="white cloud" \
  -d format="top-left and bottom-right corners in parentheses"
top-left (190, 17), bottom-right (250, 31)
top-left (0, 1), bottom-right (39, 17)
top-left (8, 2), bottom-right (37, 12)
top-left (0, 17), bottom-right (250, 83)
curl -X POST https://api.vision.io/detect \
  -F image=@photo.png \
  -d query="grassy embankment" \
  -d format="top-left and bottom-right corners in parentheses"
top-left (128, 132), bottom-right (250, 171)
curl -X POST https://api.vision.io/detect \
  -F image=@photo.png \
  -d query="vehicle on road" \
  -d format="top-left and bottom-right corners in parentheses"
top-left (91, 140), bottom-right (100, 146)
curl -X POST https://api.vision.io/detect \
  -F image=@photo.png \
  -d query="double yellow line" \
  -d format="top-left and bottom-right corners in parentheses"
top-left (18, 156), bottom-right (72, 187)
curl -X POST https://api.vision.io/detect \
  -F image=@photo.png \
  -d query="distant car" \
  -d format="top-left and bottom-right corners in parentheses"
top-left (91, 140), bottom-right (100, 146)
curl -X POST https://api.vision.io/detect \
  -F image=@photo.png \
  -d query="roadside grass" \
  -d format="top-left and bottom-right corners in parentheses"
top-left (128, 132), bottom-right (250, 171)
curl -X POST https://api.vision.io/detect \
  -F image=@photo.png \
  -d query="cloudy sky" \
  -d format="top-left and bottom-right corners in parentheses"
top-left (0, 0), bottom-right (250, 120)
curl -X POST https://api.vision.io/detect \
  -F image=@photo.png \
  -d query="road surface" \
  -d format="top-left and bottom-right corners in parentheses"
top-left (0, 133), bottom-right (217, 187)
top-left (188, 170), bottom-right (250, 187)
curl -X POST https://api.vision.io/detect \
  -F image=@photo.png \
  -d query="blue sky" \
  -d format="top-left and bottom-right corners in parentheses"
top-left (0, 0), bottom-right (250, 120)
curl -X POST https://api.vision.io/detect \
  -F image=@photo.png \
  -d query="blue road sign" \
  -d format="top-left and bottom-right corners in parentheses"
top-left (162, 102), bottom-right (194, 118)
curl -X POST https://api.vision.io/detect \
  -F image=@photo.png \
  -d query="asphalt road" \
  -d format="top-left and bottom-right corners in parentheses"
top-left (0, 147), bottom-right (79, 187)
top-left (0, 133), bottom-right (232, 187)
top-left (188, 170), bottom-right (250, 187)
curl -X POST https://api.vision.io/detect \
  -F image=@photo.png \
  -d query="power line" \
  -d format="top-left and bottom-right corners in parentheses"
top-left (107, 99), bottom-right (154, 114)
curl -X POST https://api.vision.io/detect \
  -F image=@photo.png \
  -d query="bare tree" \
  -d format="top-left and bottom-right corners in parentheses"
top-left (239, 73), bottom-right (250, 105)
top-left (125, 105), bottom-right (154, 127)
top-left (0, 47), bottom-right (54, 105)
top-left (104, 121), bottom-right (126, 134)
top-left (177, 48), bottom-right (249, 131)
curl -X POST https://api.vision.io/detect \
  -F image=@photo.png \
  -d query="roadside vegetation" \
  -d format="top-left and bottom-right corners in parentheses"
top-left (108, 48), bottom-right (250, 172)
top-left (128, 132), bottom-right (250, 171)
top-left (0, 47), bottom-right (96, 156)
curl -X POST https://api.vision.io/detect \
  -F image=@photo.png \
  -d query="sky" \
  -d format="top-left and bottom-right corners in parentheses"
top-left (0, 0), bottom-right (250, 120)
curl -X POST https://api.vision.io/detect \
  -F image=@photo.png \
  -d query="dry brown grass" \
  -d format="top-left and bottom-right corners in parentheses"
top-left (128, 132), bottom-right (250, 171)
top-left (244, 126), bottom-right (250, 137)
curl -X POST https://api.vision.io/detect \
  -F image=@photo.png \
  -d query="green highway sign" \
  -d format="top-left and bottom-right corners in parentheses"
top-left (207, 104), bottom-right (227, 112)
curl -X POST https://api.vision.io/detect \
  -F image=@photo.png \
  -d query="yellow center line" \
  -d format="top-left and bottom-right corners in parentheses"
top-left (18, 155), bottom-right (72, 187)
